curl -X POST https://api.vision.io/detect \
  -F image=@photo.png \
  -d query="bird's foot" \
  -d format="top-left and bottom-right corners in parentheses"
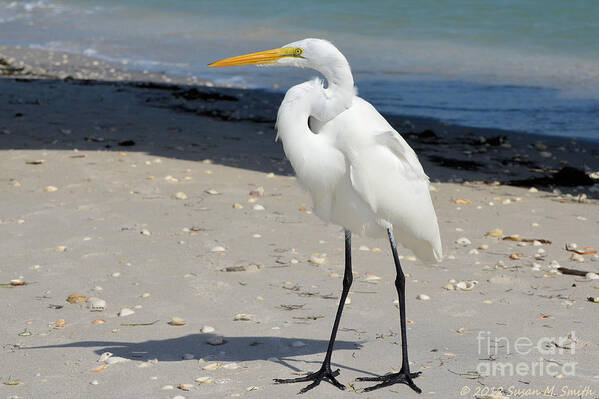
top-left (356, 369), bottom-right (422, 393)
top-left (274, 364), bottom-right (345, 394)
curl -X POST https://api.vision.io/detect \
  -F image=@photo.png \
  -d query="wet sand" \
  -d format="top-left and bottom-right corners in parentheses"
top-left (1, 47), bottom-right (599, 398)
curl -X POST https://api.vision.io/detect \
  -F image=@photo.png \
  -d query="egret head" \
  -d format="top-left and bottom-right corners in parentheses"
top-left (209, 38), bottom-right (348, 79)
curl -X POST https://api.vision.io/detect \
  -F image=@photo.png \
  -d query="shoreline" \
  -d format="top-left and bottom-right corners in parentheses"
top-left (2, 44), bottom-right (598, 199)
top-left (3, 44), bottom-right (599, 145)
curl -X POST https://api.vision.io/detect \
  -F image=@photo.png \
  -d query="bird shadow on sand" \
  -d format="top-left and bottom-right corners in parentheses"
top-left (27, 334), bottom-right (374, 375)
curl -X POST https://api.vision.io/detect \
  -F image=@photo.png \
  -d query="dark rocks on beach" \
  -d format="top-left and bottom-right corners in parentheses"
top-left (174, 88), bottom-right (238, 102)
top-left (510, 166), bottom-right (595, 187)
top-left (428, 155), bottom-right (483, 171)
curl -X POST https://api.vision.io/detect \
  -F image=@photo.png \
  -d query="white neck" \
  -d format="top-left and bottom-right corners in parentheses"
top-left (310, 56), bottom-right (355, 122)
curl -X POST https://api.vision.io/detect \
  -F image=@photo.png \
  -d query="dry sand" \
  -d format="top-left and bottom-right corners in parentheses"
top-left (1, 48), bottom-right (599, 398)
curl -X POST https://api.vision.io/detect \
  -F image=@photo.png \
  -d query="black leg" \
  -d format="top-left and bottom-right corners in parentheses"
top-left (274, 229), bottom-right (353, 394)
top-left (357, 228), bottom-right (422, 393)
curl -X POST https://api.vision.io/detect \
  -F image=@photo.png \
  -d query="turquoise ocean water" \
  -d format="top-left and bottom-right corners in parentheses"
top-left (1, 0), bottom-right (598, 139)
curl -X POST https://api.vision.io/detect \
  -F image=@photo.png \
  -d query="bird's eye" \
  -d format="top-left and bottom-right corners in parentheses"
top-left (294, 48), bottom-right (303, 56)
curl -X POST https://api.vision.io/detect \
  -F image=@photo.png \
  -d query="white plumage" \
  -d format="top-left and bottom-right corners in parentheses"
top-left (274, 40), bottom-right (442, 262)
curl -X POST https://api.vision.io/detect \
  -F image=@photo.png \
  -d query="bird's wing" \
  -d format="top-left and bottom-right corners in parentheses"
top-left (340, 125), bottom-right (442, 262)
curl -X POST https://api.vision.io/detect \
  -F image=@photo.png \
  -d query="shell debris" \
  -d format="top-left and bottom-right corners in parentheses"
top-left (168, 317), bottom-right (187, 326)
top-left (195, 376), bottom-right (213, 384)
top-left (118, 308), bottom-right (135, 317)
top-left (233, 313), bottom-right (254, 321)
top-left (88, 297), bottom-right (106, 311)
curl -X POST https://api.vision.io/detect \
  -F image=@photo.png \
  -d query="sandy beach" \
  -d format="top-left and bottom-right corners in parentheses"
top-left (1, 47), bottom-right (599, 399)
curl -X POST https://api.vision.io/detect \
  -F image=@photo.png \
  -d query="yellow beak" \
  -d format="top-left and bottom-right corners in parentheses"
top-left (208, 47), bottom-right (296, 67)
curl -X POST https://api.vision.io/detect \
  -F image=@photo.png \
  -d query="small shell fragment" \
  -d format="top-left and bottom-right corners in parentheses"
top-left (201, 326), bottom-right (215, 333)
top-left (202, 362), bottom-right (222, 371)
top-left (485, 228), bottom-right (503, 238)
top-left (178, 383), bottom-right (194, 391)
top-left (169, 317), bottom-right (187, 326)
top-left (195, 376), bottom-right (213, 384)
top-left (455, 237), bottom-right (471, 246)
top-left (223, 363), bottom-right (239, 370)
top-left (416, 294), bottom-right (430, 301)
top-left (211, 246), bottom-right (226, 253)
top-left (174, 192), bottom-right (188, 200)
top-left (586, 272), bottom-right (599, 280)
top-left (571, 253), bottom-right (585, 262)
top-left (10, 279), bottom-right (25, 286)
top-left (54, 319), bottom-right (67, 329)
top-left (205, 189), bottom-right (220, 195)
top-left (364, 274), bottom-right (382, 282)
top-left (88, 297), bottom-right (106, 311)
top-left (456, 281), bottom-right (478, 291)
top-left (308, 256), bottom-right (325, 265)
top-left (118, 307), bottom-right (135, 317)
top-left (44, 185), bottom-right (58, 192)
top-left (92, 319), bottom-right (106, 325)
top-left (233, 313), bottom-right (254, 321)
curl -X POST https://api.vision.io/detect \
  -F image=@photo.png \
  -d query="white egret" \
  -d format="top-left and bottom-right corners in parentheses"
top-left (209, 38), bottom-right (442, 394)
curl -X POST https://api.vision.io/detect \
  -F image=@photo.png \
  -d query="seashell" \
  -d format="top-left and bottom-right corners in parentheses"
top-left (161, 385), bottom-right (174, 390)
top-left (232, 203), bottom-right (243, 209)
top-left (178, 383), bottom-right (194, 391)
top-left (92, 319), bottom-right (105, 325)
top-left (174, 192), bottom-right (188, 200)
top-left (206, 335), bottom-right (225, 345)
top-left (195, 376), bottom-right (213, 384)
top-left (485, 228), bottom-right (503, 238)
top-left (443, 284), bottom-right (455, 290)
top-left (87, 297), bottom-right (106, 311)
top-left (140, 229), bottom-right (151, 236)
top-left (168, 317), bottom-right (186, 326)
top-left (44, 185), bottom-right (58, 192)
top-left (248, 186), bottom-right (264, 197)
top-left (456, 281), bottom-right (478, 291)
top-left (566, 243), bottom-right (578, 251)
top-left (10, 279), bottom-right (25, 286)
top-left (364, 274), bottom-right (382, 282)
top-left (455, 237), bottom-right (471, 246)
top-left (253, 204), bottom-right (265, 211)
top-left (223, 363), bottom-right (239, 370)
top-left (211, 246), bottom-right (226, 253)
top-left (118, 307), bottom-right (135, 317)
top-left (54, 319), bottom-right (67, 329)
top-left (416, 294), bottom-right (430, 301)
top-left (205, 189), bottom-right (220, 195)
top-left (200, 326), bottom-right (215, 333)
top-left (233, 313), bottom-right (254, 321)
top-left (586, 272), bottom-right (599, 280)
top-left (308, 256), bottom-right (325, 265)
top-left (202, 362), bottom-right (222, 371)
top-left (571, 253), bottom-right (585, 262)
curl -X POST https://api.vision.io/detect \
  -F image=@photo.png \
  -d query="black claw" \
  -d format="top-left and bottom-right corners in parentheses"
top-left (274, 366), bottom-right (345, 394)
top-left (357, 370), bottom-right (422, 393)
